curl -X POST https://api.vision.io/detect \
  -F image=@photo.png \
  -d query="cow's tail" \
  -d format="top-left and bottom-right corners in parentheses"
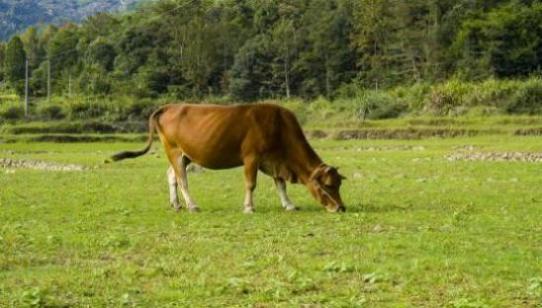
top-left (109, 107), bottom-right (165, 162)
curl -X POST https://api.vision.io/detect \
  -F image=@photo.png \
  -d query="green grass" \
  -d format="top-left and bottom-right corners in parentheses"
top-left (1, 137), bottom-right (541, 306)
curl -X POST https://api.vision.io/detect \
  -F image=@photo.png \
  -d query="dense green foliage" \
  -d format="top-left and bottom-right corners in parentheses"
top-left (3, 37), bottom-right (26, 94)
top-left (0, 42), bottom-right (5, 82)
top-left (1, 0), bottom-right (542, 106)
top-left (1, 138), bottom-right (541, 306)
top-left (2, 77), bottom-right (542, 124)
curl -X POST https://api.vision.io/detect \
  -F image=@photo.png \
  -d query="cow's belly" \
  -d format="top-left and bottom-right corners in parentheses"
top-left (177, 134), bottom-right (245, 170)
top-left (189, 151), bottom-right (244, 170)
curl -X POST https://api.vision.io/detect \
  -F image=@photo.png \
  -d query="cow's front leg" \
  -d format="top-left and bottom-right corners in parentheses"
top-left (243, 157), bottom-right (258, 214)
top-left (274, 177), bottom-right (297, 211)
top-left (167, 166), bottom-right (182, 211)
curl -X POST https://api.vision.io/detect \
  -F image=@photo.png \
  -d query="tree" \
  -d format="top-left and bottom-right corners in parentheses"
top-left (20, 26), bottom-right (45, 69)
top-left (352, 0), bottom-right (443, 88)
top-left (4, 36), bottom-right (27, 94)
top-left (179, 15), bottom-right (222, 97)
top-left (271, 18), bottom-right (297, 98)
top-left (229, 34), bottom-right (275, 101)
top-left (453, 2), bottom-right (542, 79)
top-left (86, 37), bottom-right (116, 71)
top-left (0, 42), bottom-right (6, 82)
top-left (295, 0), bottom-right (356, 98)
top-left (47, 24), bottom-right (80, 95)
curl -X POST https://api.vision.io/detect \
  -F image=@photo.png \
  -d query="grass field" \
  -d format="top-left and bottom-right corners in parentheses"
top-left (1, 136), bottom-right (541, 306)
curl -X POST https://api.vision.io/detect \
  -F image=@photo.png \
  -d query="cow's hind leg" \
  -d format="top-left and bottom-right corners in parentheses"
top-left (274, 177), bottom-right (297, 211)
top-left (177, 154), bottom-right (200, 212)
top-left (243, 156), bottom-right (258, 214)
top-left (166, 150), bottom-right (199, 212)
top-left (167, 166), bottom-right (182, 211)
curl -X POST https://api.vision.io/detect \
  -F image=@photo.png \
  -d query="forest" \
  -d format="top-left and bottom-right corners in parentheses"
top-left (1, 0), bottom-right (542, 120)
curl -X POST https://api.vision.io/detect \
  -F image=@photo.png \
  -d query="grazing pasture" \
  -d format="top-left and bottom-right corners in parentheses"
top-left (1, 136), bottom-right (541, 306)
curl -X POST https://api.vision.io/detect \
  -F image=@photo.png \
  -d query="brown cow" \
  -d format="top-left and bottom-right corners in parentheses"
top-left (111, 103), bottom-right (346, 213)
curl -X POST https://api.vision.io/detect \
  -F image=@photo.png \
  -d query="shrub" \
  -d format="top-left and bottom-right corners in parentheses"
top-left (119, 98), bottom-right (161, 121)
top-left (0, 101), bottom-right (24, 121)
top-left (390, 83), bottom-right (431, 111)
top-left (505, 78), bottom-right (542, 114)
top-left (466, 78), bottom-right (518, 107)
top-left (426, 79), bottom-right (472, 115)
top-left (67, 100), bottom-right (107, 119)
top-left (62, 96), bottom-right (122, 120)
top-left (355, 91), bottom-right (407, 120)
top-left (36, 104), bottom-right (67, 120)
top-left (276, 99), bottom-right (308, 125)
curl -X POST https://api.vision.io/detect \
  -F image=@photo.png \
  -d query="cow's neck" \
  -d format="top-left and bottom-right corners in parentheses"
top-left (290, 146), bottom-right (322, 184)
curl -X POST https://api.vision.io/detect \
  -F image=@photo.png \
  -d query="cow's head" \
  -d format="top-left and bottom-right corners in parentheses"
top-left (308, 164), bottom-right (346, 212)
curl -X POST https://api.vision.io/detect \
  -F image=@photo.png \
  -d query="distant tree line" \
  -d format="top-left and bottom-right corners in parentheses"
top-left (1, 0), bottom-right (542, 102)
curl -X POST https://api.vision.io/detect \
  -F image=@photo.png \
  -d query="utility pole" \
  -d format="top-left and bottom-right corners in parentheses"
top-left (47, 59), bottom-right (51, 102)
top-left (68, 73), bottom-right (72, 98)
top-left (24, 58), bottom-right (29, 118)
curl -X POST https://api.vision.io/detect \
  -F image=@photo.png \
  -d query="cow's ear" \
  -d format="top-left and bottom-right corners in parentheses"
top-left (339, 173), bottom-right (347, 180)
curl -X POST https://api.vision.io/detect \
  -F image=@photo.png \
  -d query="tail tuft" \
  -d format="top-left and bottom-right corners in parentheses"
top-left (110, 148), bottom-right (150, 161)
top-left (109, 107), bottom-right (165, 162)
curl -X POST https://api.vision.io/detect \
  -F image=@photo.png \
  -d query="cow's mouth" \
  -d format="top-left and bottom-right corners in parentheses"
top-left (326, 204), bottom-right (346, 213)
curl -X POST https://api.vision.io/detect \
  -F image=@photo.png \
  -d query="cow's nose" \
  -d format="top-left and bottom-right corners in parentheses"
top-left (337, 205), bottom-right (346, 212)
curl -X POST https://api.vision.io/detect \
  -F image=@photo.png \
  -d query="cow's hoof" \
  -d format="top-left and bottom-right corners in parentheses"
top-left (285, 205), bottom-right (298, 211)
top-left (188, 206), bottom-right (200, 213)
top-left (243, 207), bottom-right (255, 214)
top-left (171, 204), bottom-right (182, 212)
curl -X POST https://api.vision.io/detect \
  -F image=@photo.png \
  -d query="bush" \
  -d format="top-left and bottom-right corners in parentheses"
top-left (118, 98), bottom-right (161, 121)
top-left (275, 99), bottom-right (308, 125)
top-left (505, 78), bottom-right (542, 114)
top-left (426, 79), bottom-right (472, 115)
top-left (0, 101), bottom-right (24, 121)
top-left (355, 91), bottom-right (407, 120)
top-left (36, 104), bottom-right (67, 120)
top-left (424, 77), bottom-right (542, 115)
top-left (308, 96), bottom-right (335, 120)
top-left (389, 83), bottom-right (431, 111)
top-left (466, 78), bottom-right (518, 107)
top-left (62, 96), bottom-right (123, 120)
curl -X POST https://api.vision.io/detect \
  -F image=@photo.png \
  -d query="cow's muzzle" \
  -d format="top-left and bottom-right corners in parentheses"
top-left (326, 205), bottom-right (346, 213)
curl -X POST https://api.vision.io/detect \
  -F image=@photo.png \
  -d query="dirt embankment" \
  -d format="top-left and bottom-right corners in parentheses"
top-left (331, 128), bottom-right (499, 140)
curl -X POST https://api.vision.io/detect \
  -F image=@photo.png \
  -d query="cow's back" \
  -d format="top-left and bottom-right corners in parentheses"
top-left (157, 103), bottom-right (291, 169)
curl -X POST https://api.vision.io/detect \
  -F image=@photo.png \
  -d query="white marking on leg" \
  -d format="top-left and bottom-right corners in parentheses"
top-left (275, 178), bottom-right (296, 211)
top-left (243, 157), bottom-right (257, 214)
top-left (177, 155), bottom-right (199, 211)
top-left (243, 188), bottom-right (254, 213)
top-left (167, 166), bottom-right (181, 210)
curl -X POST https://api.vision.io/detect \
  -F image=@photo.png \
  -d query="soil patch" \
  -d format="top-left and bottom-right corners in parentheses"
top-left (446, 151), bottom-right (542, 163)
top-left (1, 158), bottom-right (88, 171)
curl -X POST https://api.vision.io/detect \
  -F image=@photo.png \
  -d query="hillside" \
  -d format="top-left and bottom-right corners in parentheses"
top-left (0, 0), bottom-right (146, 41)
